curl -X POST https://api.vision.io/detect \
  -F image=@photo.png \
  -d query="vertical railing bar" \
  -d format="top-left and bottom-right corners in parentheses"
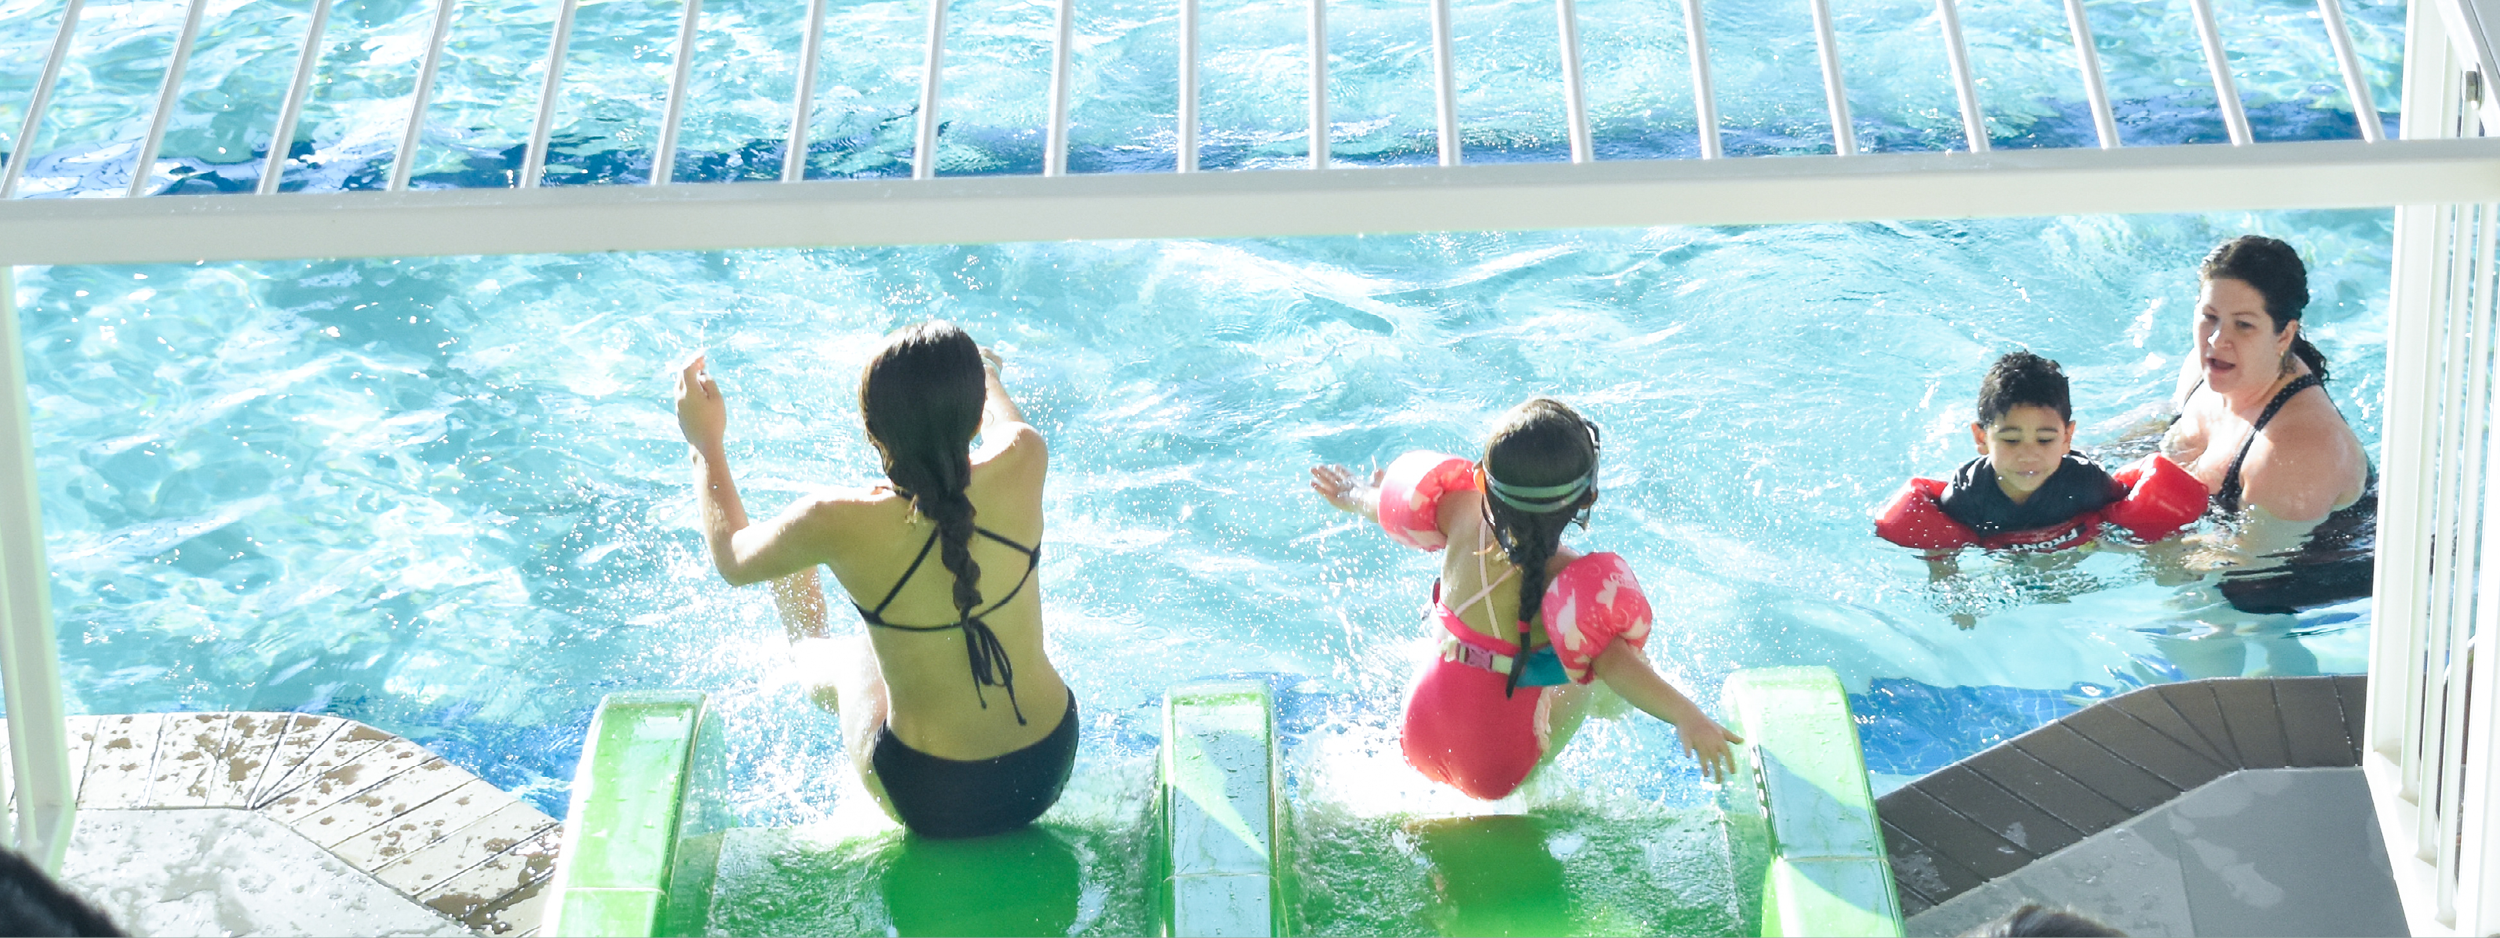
top-left (258, 0), bottom-right (334, 195)
top-left (2413, 202), bottom-right (2470, 807)
top-left (389, 0), bottom-right (459, 192)
top-left (2414, 201), bottom-right (2474, 832)
top-left (2, 0), bottom-right (87, 200)
top-left (2382, 25), bottom-right (2466, 793)
top-left (2434, 201), bottom-right (2500, 920)
top-left (520, 0), bottom-right (582, 189)
top-left (2186, 0), bottom-right (2251, 145)
top-left (2465, 298), bottom-right (2500, 931)
top-left (2059, 0), bottom-right (2117, 149)
top-left (912, 0), bottom-right (946, 180)
top-left (0, 265), bottom-right (74, 875)
top-left (1935, 0), bottom-right (1985, 152)
top-left (1308, 0), bottom-right (1327, 168)
top-left (127, 0), bottom-right (210, 198)
top-left (1178, 0), bottom-right (1198, 172)
top-left (1045, 0), bottom-right (1075, 175)
top-left (652, 0), bottom-right (703, 186)
top-left (2383, 202), bottom-right (2446, 793)
top-left (2375, 208), bottom-right (2432, 759)
top-left (1428, 0), bottom-right (1460, 166)
top-left (1806, 0), bottom-right (1854, 155)
top-left (1556, 0), bottom-right (1592, 162)
top-left (782, 0), bottom-right (829, 182)
top-left (1682, 0), bottom-right (1720, 158)
top-left (2316, 0), bottom-right (2383, 142)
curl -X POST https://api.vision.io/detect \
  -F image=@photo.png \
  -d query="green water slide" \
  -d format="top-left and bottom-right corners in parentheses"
top-left (538, 668), bottom-right (1899, 937)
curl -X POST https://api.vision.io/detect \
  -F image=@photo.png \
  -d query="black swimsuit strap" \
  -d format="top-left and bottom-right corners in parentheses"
top-left (2218, 373), bottom-right (2322, 513)
top-left (866, 529), bottom-right (945, 619)
top-left (853, 522), bottom-right (1044, 725)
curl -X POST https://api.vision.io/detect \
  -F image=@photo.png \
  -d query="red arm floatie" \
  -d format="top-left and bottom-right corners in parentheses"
top-left (2099, 454), bottom-right (2205, 542)
top-left (1872, 477), bottom-right (1981, 551)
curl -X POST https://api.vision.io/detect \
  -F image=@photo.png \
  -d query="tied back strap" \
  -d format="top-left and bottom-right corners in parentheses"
top-left (959, 616), bottom-right (1026, 725)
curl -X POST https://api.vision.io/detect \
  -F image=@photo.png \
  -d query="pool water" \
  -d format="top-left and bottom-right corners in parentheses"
top-left (8, 208), bottom-right (2390, 814)
top-left (0, 0), bottom-right (2403, 931)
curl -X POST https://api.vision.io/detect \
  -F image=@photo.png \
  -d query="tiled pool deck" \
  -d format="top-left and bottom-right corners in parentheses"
top-left (17, 713), bottom-right (556, 937)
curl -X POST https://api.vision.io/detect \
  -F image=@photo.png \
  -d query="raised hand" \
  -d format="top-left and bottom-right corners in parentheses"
top-left (675, 354), bottom-right (728, 454)
top-left (1309, 464), bottom-right (1383, 517)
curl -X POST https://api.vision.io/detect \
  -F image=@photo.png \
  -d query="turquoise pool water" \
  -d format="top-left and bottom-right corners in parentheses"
top-left (8, 210), bottom-right (2390, 819)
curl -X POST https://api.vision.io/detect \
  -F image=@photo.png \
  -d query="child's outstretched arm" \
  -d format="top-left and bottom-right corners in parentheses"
top-left (1592, 639), bottom-right (1744, 782)
top-left (1310, 464), bottom-right (1384, 522)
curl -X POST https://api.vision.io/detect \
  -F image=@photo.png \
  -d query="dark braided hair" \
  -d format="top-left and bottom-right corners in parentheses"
top-left (860, 321), bottom-right (1024, 721)
top-left (1481, 398), bottom-right (1601, 698)
top-left (2201, 235), bottom-right (2329, 383)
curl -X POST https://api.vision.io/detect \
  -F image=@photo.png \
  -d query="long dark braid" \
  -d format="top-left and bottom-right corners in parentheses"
top-left (860, 321), bottom-right (1024, 722)
top-left (1481, 398), bottom-right (1600, 698)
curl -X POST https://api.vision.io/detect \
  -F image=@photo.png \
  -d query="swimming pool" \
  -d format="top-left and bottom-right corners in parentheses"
top-left (7, 207), bottom-right (2388, 801)
top-left (0, 0), bottom-right (2402, 930)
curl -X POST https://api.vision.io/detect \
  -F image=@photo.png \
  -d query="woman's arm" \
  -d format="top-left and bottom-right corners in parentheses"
top-left (1592, 640), bottom-right (1744, 782)
top-left (677, 355), bottom-right (839, 586)
top-left (972, 347), bottom-right (1047, 471)
top-left (771, 568), bottom-right (833, 643)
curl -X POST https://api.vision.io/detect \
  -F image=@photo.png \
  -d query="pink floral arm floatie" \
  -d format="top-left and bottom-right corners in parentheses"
top-left (1540, 552), bottom-right (1652, 684)
top-left (1374, 451), bottom-right (1478, 551)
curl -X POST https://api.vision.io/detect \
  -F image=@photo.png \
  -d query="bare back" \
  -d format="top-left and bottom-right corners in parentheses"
top-left (810, 425), bottom-right (1065, 759)
top-left (1431, 487), bottom-right (1583, 647)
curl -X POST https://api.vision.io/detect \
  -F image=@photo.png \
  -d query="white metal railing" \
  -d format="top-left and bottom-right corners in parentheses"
top-left (0, 267), bottom-right (74, 875)
top-left (2366, 0), bottom-right (2500, 932)
top-left (0, 0), bottom-right (2395, 201)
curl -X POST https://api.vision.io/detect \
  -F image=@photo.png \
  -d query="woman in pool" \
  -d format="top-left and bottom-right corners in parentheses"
top-left (2161, 235), bottom-right (2375, 614)
top-left (1309, 398), bottom-right (1740, 799)
top-left (673, 321), bottom-right (1074, 839)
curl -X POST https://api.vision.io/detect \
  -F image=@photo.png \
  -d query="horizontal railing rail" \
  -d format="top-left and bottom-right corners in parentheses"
top-left (1, 138), bottom-right (2495, 266)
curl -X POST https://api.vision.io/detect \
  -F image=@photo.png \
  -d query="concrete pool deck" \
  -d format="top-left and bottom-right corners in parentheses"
top-left (13, 712), bottom-right (556, 937)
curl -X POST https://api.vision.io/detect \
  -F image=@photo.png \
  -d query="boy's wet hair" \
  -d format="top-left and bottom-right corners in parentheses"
top-left (1976, 350), bottom-right (2072, 427)
top-left (1961, 902), bottom-right (2126, 937)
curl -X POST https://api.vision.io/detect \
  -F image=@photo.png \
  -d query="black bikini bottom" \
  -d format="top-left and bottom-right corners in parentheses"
top-left (871, 692), bottom-right (1079, 839)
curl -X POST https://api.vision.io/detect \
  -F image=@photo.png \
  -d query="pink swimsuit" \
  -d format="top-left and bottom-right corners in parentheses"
top-left (1375, 451), bottom-right (1655, 800)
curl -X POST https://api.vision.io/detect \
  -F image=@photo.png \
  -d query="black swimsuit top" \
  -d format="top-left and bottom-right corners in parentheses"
top-left (856, 523), bottom-right (1043, 725)
top-left (2213, 373), bottom-right (2321, 514)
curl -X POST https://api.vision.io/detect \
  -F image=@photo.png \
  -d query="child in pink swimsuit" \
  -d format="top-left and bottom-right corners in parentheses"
top-left (1310, 398), bottom-right (1741, 800)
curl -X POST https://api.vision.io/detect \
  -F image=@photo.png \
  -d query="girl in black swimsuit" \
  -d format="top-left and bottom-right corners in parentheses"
top-left (675, 321), bottom-right (1076, 839)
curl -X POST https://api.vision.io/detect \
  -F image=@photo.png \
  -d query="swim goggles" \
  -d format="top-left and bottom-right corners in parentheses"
top-left (1481, 420), bottom-right (1602, 526)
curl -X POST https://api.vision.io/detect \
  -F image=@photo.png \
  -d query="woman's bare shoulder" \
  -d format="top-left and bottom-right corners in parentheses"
top-left (974, 421), bottom-right (1048, 473)
top-left (2244, 391), bottom-right (2367, 521)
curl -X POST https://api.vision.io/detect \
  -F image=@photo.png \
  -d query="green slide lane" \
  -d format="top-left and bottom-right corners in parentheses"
top-left (1721, 667), bottom-right (1906, 938)
top-left (539, 667), bottom-right (1897, 937)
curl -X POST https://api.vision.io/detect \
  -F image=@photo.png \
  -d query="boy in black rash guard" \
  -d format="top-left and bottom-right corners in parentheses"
top-left (1938, 351), bottom-right (2122, 540)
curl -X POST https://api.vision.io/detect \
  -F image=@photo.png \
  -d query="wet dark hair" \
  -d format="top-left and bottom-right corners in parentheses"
top-left (0, 847), bottom-right (122, 936)
top-left (859, 321), bottom-right (1017, 715)
top-left (2201, 234), bottom-right (2329, 383)
top-left (1962, 903), bottom-right (2126, 937)
top-left (1481, 398), bottom-right (1600, 697)
top-left (1976, 350), bottom-right (2072, 426)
